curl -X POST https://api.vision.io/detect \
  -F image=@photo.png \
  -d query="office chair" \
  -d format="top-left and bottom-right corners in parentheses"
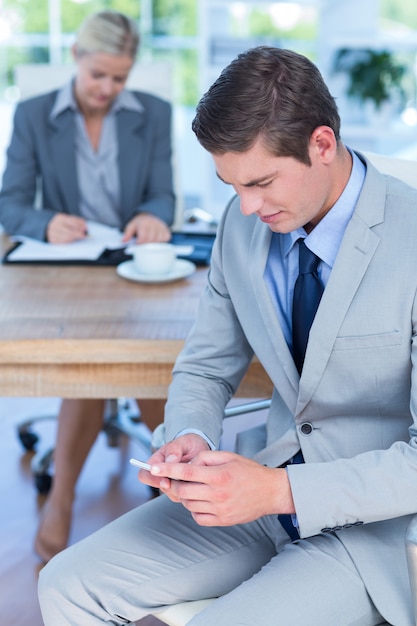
top-left (17, 398), bottom-right (152, 494)
top-left (14, 61), bottom-right (172, 102)
top-left (156, 603), bottom-right (395, 625)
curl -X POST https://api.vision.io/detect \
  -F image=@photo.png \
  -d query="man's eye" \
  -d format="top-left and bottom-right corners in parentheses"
top-left (258, 181), bottom-right (272, 189)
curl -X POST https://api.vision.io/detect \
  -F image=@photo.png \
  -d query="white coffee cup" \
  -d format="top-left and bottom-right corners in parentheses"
top-left (132, 242), bottom-right (177, 276)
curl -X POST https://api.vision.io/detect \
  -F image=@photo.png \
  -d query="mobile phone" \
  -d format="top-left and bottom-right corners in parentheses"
top-left (129, 457), bottom-right (152, 471)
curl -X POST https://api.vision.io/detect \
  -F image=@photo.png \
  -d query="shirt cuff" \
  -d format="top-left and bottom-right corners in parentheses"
top-left (284, 468), bottom-right (298, 528)
top-left (175, 428), bottom-right (216, 450)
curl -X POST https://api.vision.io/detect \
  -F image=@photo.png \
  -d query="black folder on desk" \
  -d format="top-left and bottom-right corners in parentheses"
top-left (2, 231), bottom-right (216, 267)
top-left (171, 232), bottom-right (216, 266)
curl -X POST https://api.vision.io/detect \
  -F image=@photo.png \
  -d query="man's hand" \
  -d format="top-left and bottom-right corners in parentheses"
top-left (122, 213), bottom-right (171, 244)
top-left (140, 445), bottom-right (296, 526)
top-left (46, 214), bottom-right (88, 243)
top-left (136, 433), bottom-right (210, 495)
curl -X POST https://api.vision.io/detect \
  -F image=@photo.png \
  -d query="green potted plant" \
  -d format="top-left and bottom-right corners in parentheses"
top-left (333, 48), bottom-right (407, 114)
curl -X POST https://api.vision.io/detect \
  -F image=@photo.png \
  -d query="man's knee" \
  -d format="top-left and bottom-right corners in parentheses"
top-left (38, 553), bottom-right (65, 619)
top-left (39, 548), bottom-right (71, 600)
top-left (38, 543), bottom-right (88, 609)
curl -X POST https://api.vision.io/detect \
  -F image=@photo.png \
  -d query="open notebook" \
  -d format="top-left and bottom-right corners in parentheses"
top-left (3, 222), bottom-right (216, 267)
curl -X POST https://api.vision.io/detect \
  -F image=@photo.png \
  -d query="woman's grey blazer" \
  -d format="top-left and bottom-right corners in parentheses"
top-left (0, 89), bottom-right (175, 240)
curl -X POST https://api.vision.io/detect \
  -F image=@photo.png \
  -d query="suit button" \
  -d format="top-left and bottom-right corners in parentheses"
top-left (300, 422), bottom-right (313, 435)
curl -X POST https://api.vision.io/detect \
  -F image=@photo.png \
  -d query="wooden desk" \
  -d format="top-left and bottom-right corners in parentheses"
top-left (0, 237), bottom-right (272, 399)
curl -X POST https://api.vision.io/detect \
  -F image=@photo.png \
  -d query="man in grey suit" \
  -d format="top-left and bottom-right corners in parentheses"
top-left (39, 47), bottom-right (417, 625)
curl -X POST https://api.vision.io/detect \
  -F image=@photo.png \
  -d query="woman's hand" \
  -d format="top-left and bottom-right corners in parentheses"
top-left (46, 214), bottom-right (88, 243)
top-left (122, 213), bottom-right (171, 244)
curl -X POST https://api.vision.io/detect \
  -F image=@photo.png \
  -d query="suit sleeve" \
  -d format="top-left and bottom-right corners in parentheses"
top-left (0, 101), bottom-right (55, 240)
top-left (164, 202), bottom-right (255, 445)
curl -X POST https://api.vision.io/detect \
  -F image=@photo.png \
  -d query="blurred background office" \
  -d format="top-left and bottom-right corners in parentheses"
top-left (0, 0), bottom-right (416, 224)
top-left (1, 2), bottom-right (417, 625)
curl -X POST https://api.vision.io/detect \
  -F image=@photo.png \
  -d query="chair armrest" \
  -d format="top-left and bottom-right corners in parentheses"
top-left (151, 398), bottom-right (271, 452)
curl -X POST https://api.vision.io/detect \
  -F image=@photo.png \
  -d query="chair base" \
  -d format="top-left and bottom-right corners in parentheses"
top-left (156, 600), bottom-right (390, 626)
top-left (16, 398), bottom-right (152, 494)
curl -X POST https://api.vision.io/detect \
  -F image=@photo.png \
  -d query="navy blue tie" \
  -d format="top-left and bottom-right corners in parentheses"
top-left (278, 240), bottom-right (322, 541)
top-left (292, 240), bottom-right (324, 374)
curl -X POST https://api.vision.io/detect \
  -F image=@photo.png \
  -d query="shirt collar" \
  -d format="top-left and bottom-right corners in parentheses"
top-left (49, 79), bottom-right (77, 119)
top-left (50, 79), bottom-right (144, 121)
top-left (282, 147), bottom-right (366, 268)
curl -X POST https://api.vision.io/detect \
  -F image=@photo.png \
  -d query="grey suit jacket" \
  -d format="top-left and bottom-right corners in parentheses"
top-left (164, 154), bottom-right (417, 625)
top-left (0, 89), bottom-right (175, 240)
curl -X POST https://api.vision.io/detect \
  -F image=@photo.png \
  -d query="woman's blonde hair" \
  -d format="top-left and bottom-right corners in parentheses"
top-left (75, 10), bottom-right (139, 59)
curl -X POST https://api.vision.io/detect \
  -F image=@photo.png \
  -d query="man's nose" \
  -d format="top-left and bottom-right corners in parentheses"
top-left (239, 190), bottom-right (263, 216)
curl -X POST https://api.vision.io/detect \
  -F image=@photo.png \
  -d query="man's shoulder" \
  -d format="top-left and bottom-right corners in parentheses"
top-left (377, 166), bottom-right (417, 213)
top-left (221, 194), bottom-right (241, 230)
top-left (220, 193), bottom-right (262, 244)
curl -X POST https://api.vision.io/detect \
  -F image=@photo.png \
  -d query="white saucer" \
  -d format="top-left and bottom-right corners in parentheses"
top-left (116, 259), bottom-right (197, 284)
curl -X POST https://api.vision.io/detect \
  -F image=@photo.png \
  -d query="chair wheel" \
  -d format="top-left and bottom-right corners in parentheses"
top-left (103, 400), bottom-right (123, 447)
top-left (18, 430), bottom-right (39, 451)
top-left (104, 421), bottom-right (122, 448)
top-left (34, 473), bottom-right (53, 495)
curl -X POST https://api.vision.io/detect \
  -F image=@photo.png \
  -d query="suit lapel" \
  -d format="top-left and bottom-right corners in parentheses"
top-left (48, 110), bottom-right (79, 214)
top-left (249, 219), bottom-right (300, 411)
top-left (117, 109), bottom-right (146, 218)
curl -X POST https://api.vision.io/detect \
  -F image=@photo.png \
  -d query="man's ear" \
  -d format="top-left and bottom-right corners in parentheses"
top-left (310, 126), bottom-right (337, 164)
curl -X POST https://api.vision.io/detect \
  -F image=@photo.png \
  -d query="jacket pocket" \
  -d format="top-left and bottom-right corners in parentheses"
top-left (333, 330), bottom-right (401, 351)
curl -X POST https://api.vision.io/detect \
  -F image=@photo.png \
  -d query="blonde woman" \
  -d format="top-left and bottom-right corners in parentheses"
top-left (0, 10), bottom-right (175, 562)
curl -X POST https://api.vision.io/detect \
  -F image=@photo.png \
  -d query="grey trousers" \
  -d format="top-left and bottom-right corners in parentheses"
top-left (38, 495), bottom-right (384, 626)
